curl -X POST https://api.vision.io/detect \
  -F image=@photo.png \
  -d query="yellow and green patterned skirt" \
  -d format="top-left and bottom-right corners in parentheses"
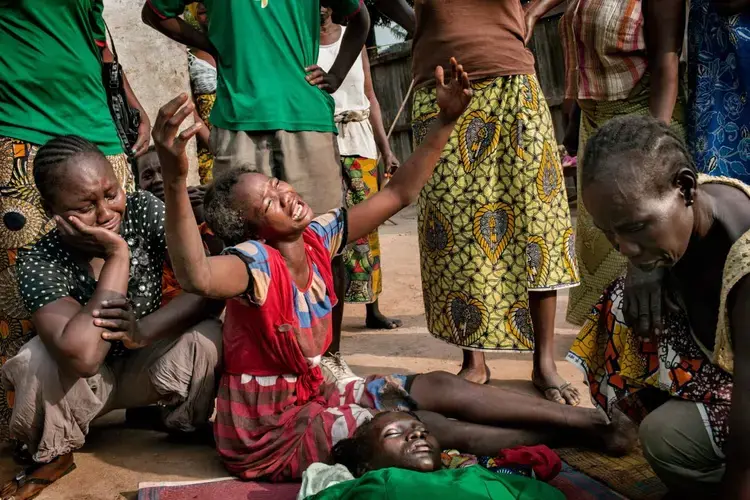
top-left (342, 156), bottom-right (382, 303)
top-left (412, 75), bottom-right (579, 351)
top-left (195, 92), bottom-right (216, 184)
top-left (0, 137), bottom-right (134, 442)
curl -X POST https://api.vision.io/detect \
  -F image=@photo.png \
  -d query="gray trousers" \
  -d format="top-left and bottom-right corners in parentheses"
top-left (0, 319), bottom-right (222, 463)
top-left (640, 399), bottom-right (725, 497)
top-left (210, 127), bottom-right (343, 214)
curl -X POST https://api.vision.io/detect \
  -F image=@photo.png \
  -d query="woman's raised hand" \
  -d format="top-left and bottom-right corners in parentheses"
top-left (152, 93), bottom-right (203, 182)
top-left (435, 57), bottom-right (473, 123)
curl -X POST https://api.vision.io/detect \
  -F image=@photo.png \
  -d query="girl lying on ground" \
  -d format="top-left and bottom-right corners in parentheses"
top-left (298, 411), bottom-right (564, 500)
top-left (566, 115), bottom-right (750, 499)
top-left (0, 136), bottom-right (223, 500)
top-left (153, 59), bottom-right (634, 482)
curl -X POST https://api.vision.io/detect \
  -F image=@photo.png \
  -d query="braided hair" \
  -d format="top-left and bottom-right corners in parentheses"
top-left (581, 115), bottom-right (695, 196)
top-left (204, 166), bottom-right (255, 246)
top-left (33, 135), bottom-right (104, 203)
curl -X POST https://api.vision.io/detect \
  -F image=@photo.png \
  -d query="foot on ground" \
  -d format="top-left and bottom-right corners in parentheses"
top-left (532, 367), bottom-right (581, 406)
top-left (1, 452), bottom-right (76, 500)
top-left (457, 364), bottom-right (491, 385)
top-left (598, 408), bottom-right (637, 456)
top-left (365, 310), bottom-right (403, 330)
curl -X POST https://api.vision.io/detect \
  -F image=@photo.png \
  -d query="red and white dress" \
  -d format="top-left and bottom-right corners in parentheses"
top-left (214, 210), bottom-right (381, 481)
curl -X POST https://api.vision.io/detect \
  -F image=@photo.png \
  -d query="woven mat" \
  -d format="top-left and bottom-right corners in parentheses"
top-left (556, 445), bottom-right (668, 500)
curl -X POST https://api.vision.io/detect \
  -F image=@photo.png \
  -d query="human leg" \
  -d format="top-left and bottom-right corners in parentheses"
top-left (0, 336), bottom-right (116, 499)
top-left (366, 300), bottom-right (402, 330)
top-left (640, 400), bottom-right (724, 498)
top-left (530, 289), bottom-right (580, 405)
top-left (409, 371), bottom-right (633, 454)
top-left (209, 127), bottom-right (271, 179)
top-left (339, 155), bottom-right (400, 329)
top-left (457, 350), bottom-right (490, 385)
top-left (112, 318), bottom-right (222, 433)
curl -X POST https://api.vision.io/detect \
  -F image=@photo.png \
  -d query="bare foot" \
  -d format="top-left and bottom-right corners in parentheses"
top-left (1, 453), bottom-right (76, 500)
top-left (365, 310), bottom-right (403, 330)
top-left (457, 364), bottom-right (491, 385)
top-left (596, 408), bottom-right (637, 456)
top-left (365, 302), bottom-right (403, 330)
top-left (532, 365), bottom-right (581, 406)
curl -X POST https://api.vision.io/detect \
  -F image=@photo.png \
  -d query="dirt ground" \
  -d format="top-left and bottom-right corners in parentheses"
top-left (0, 205), bottom-right (590, 499)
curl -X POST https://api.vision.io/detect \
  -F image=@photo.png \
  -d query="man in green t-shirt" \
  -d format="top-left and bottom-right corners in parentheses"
top-left (142, 0), bottom-right (370, 217)
top-left (143, 0), bottom-right (370, 371)
top-left (0, 0), bottom-right (150, 453)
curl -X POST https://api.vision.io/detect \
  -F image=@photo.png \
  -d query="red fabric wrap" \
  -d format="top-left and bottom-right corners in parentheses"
top-left (222, 228), bottom-right (337, 405)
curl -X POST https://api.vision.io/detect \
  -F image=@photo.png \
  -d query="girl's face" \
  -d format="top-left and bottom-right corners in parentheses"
top-left (49, 155), bottom-right (126, 246)
top-left (233, 172), bottom-right (314, 242)
top-left (364, 413), bottom-right (442, 473)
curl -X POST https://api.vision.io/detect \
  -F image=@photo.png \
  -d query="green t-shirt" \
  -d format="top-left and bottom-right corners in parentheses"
top-left (0, 0), bottom-right (123, 155)
top-left (310, 466), bottom-right (566, 500)
top-left (147, 0), bottom-right (362, 133)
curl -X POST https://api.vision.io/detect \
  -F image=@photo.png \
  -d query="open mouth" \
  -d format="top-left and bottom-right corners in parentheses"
top-left (292, 199), bottom-right (307, 221)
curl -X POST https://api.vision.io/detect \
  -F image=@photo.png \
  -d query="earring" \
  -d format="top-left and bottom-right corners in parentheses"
top-left (685, 191), bottom-right (694, 207)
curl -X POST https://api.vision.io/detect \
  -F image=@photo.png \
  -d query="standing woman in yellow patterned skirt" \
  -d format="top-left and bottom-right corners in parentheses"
top-left (375, 0), bottom-right (580, 404)
top-left (0, 0), bottom-right (147, 443)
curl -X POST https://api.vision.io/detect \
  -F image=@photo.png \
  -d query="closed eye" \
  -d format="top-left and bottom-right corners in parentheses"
top-left (618, 222), bottom-right (646, 233)
top-left (264, 198), bottom-right (273, 214)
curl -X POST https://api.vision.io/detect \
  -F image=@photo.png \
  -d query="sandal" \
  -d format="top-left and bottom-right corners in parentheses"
top-left (532, 372), bottom-right (578, 404)
top-left (2, 457), bottom-right (76, 500)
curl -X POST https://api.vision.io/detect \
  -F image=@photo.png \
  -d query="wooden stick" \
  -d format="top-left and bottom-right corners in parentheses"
top-left (379, 78), bottom-right (416, 226)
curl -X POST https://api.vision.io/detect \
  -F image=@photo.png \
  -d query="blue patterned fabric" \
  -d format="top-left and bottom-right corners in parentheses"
top-left (688, 1), bottom-right (750, 183)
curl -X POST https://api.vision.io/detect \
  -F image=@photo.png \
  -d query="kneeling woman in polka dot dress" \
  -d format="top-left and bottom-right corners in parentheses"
top-left (0, 136), bottom-right (222, 500)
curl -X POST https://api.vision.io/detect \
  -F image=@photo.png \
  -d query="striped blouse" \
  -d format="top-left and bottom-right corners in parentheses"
top-left (560, 0), bottom-right (647, 101)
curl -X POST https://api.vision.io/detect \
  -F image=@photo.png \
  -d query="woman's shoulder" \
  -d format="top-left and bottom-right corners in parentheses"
top-left (17, 229), bottom-right (66, 267)
top-left (123, 191), bottom-right (166, 230)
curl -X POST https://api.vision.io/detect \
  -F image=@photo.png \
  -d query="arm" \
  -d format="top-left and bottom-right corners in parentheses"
top-left (372, 0), bottom-right (416, 36)
top-left (643, 0), bottom-right (685, 123)
top-left (723, 277), bottom-right (750, 498)
top-left (322, 6), bottom-right (371, 92)
top-left (192, 107), bottom-right (211, 149)
top-left (522, 0), bottom-right (567, 44)
top-left (101, 46), bottom-right (152, 157)
top-left (104, 292), bottom-right (222, 346)
top-left (362, 48), bottom-right (397, 171)
top-left (153, 94), bottom-right (249, 299)
top-left (33, 245), bottom-right (130, 378)
top-left (141, 2), bottom-right (217, 56)
top-left (346, 58), bottom-right (472, 243)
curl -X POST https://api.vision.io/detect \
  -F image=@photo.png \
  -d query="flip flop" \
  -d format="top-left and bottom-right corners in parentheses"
top-left (533, 379), bottom-right (573, 403)
top-left (4, 460), bottom-right (76, 500)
